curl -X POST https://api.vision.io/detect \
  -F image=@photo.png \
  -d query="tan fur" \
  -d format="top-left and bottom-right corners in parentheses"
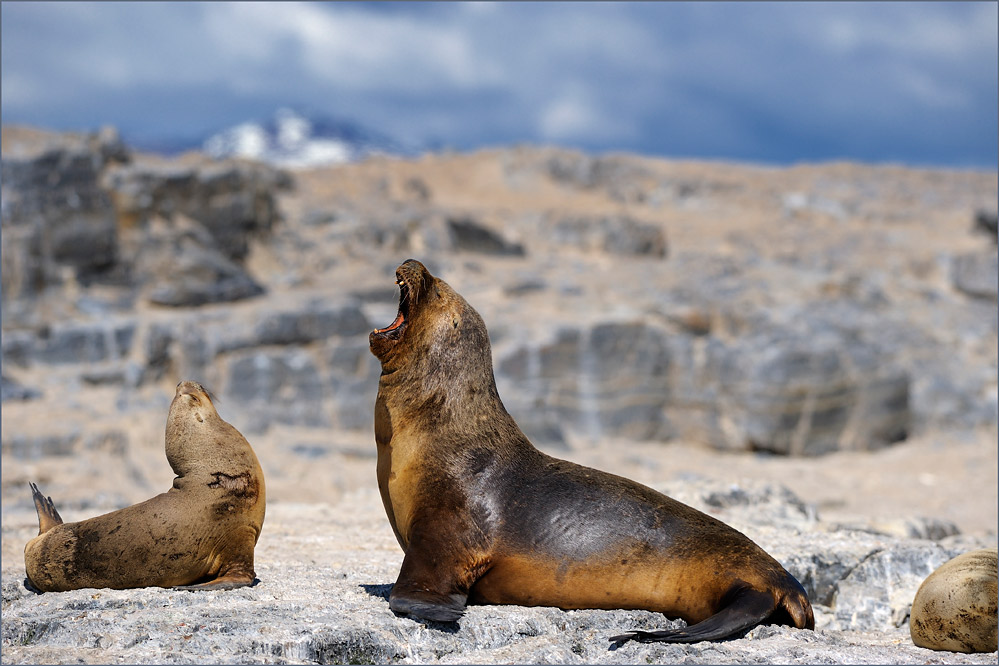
top-left (911, 549), bottom-right (998, 653)
top-left (24, 381), bottom-right (265, 592)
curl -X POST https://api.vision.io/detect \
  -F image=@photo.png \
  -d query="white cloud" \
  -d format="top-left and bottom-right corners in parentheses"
top-left (201, 2), bottom-right (496, 93)
top-left (537, 85), bottom-right (636, 144)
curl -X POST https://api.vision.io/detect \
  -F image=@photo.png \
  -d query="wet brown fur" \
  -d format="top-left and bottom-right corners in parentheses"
top-left (369, 259), bottom-right (814, 643)
top-left (24, 381), bottom-right (265, 592)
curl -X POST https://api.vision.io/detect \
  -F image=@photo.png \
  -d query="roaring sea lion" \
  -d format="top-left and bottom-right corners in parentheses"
top-left (24, 381), bottom-right (265, 592)
top-left (368, 259), bottom-right (814, 644)
top-left (910, 548), bottom-right (998, 653)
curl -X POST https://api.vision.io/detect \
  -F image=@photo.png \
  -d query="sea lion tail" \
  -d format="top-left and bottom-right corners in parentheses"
top-left (609, 586), bottom-right (775, 645)
top-left (29, 482), bottom-right (63, 535)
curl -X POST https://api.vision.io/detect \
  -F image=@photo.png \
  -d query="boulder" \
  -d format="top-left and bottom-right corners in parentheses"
top-left (497, 317), bottom-right (910, 455)
top-left (3, 320), bottom-right (137, 366)
top-left (499, 322), bottom-right (672, 443)
top-left (0, 374), bottom-right (40, 402)
top-left (224, 348), bottom-right (330, 433)
top-left (545, 213), bottom-right (667, 257)
top-left (952, 250), bottom-right (998, 301)
top-left (1, 127), bottom-right (128, 300)
top-left (974, 209), bottom-right (998, 241)
top-left (104, 161), bottom-right (291, 262)
top-left (447, 216), bottom-right (525, 256)
top-left (137, 215), bottom-right (265, 307)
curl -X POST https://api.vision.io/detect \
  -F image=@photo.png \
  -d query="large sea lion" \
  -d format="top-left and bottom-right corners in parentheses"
top-left (368, 259), bottom-right (814, 644)
top-left (24, 381), bottom-right (265, 592)
top-left (910, 548), bottom-right (998, 653)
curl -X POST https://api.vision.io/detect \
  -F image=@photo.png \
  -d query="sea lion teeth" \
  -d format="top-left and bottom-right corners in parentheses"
top-left (24, 380), bottom-right (265, 593)
top-left (367, 258), bottom-right (814, 644)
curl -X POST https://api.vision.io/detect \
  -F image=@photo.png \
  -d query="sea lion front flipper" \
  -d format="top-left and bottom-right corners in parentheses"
top-left (174, 541), bottom-right (258, 592)
top-left (29, 482), bottom-right (63, 535)
top-left (174, 573), bottom-right (256, 591)
top-left (388, 527), bottom-right (473, 623)
top-left (609, 586), bottom-right (776, 645)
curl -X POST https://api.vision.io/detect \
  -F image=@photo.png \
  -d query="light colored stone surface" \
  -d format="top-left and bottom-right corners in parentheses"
top-left (4, 495), bottom-right (997, 664)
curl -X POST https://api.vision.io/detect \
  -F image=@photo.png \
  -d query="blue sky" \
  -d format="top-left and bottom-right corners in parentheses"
top-left (2, 1), bottom-right (996, 167)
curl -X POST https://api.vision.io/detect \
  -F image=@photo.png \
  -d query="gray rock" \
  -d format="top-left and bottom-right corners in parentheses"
top-left (498, 317), bottom-right (909, 455)
top-left (224, 348), bottom-right (330, 432)
top-left (328, 342), bottom-right (382, 430)
top-left (974, 209), bottom-right (998, 240)
top-left (1, 330), bottom-right (35, 368)
top-left (253, 303), bottom-right (371, 346)
top-left (0, 374), bottom-right (41, 402)
top-left (721, 333), bottom-right (910, 455)
top-left (546, 213), bottom-right (667, 257)
top-left (830, 543), bottom-right (953, 631)
top-left (105, 161), bottom-right (291, 262)
top-left (499, 323), bottom-right (672, 443)
top-left (1, 128), bottom-right (124, 300)
top-left (447, 216), bottom-right (525, 256)
top-left (140, 217), bottom-right (265, 307)
top-left (952, 250), bottom-right (998, 301)
top-left (2, 432), bottom-right (80, 459)
top-left (22, 321), bottom-right (136, 365)
top-left (543, 151), bottom-right (658, 204)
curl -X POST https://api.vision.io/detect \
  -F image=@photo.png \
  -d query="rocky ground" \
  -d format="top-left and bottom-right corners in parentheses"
top-left (1, 126), bottom-right (997, 663)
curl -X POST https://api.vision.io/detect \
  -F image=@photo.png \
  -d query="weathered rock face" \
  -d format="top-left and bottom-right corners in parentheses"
top-left (953, 250), bottom-right (999, 301)
top-left (497, 317), bottom-right (910, 454)
top-left (1, 130), bottom-right (996, 463)
top-left (136, 215), bottom-right (265, 308)
top-left (1, 127), bottom-right (128, 301)
top-left (1, 126), bottom-right (289, 320)
top-left (544, 213), bottom-right (668, 257)
top-left (104, 160), bottom-right (292, 262)
top-left (499, 322), bottom-right (673, 443)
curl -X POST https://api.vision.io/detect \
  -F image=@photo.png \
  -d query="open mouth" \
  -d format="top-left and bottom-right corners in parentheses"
top-left (372, 271), bottom-right (410, 340)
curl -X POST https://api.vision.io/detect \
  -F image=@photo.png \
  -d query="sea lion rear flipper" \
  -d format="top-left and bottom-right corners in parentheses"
top-left (609, 586), bottom-right (775, 645)
top-left (29, 482), bottom-right (63, 535)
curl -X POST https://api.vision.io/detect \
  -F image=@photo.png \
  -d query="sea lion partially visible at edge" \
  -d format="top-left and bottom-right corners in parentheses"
top-left (24, 380), bottom-right (265, 592)
top-left (368, 258), bottom-right (814, 644)
top-left (910, 548), bottom-right (998, 653)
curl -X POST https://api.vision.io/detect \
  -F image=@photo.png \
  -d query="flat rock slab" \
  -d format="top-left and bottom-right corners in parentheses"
top-left (3, 567), bottom-right (996, 665)
top-left (3, 495), bottom-right (996, 665)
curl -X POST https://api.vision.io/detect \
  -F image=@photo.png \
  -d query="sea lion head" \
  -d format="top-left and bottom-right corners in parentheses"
top-left (369, 259), bottom-right (494, 390)
top-left (165, 380), bottom-right (237, 478)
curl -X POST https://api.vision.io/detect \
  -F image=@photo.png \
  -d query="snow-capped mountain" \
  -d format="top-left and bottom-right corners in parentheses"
top-left (203, 108), bottom-right (413, 168)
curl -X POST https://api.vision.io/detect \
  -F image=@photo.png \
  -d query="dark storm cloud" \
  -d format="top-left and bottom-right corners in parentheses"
top-left (2, 1), bottom-right (995, 166)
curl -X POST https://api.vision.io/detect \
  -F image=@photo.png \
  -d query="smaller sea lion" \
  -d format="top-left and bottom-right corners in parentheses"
top-left (24, 381), bottom-right (265, 592)
top-left (910, 548), bottom-right (998, 653)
